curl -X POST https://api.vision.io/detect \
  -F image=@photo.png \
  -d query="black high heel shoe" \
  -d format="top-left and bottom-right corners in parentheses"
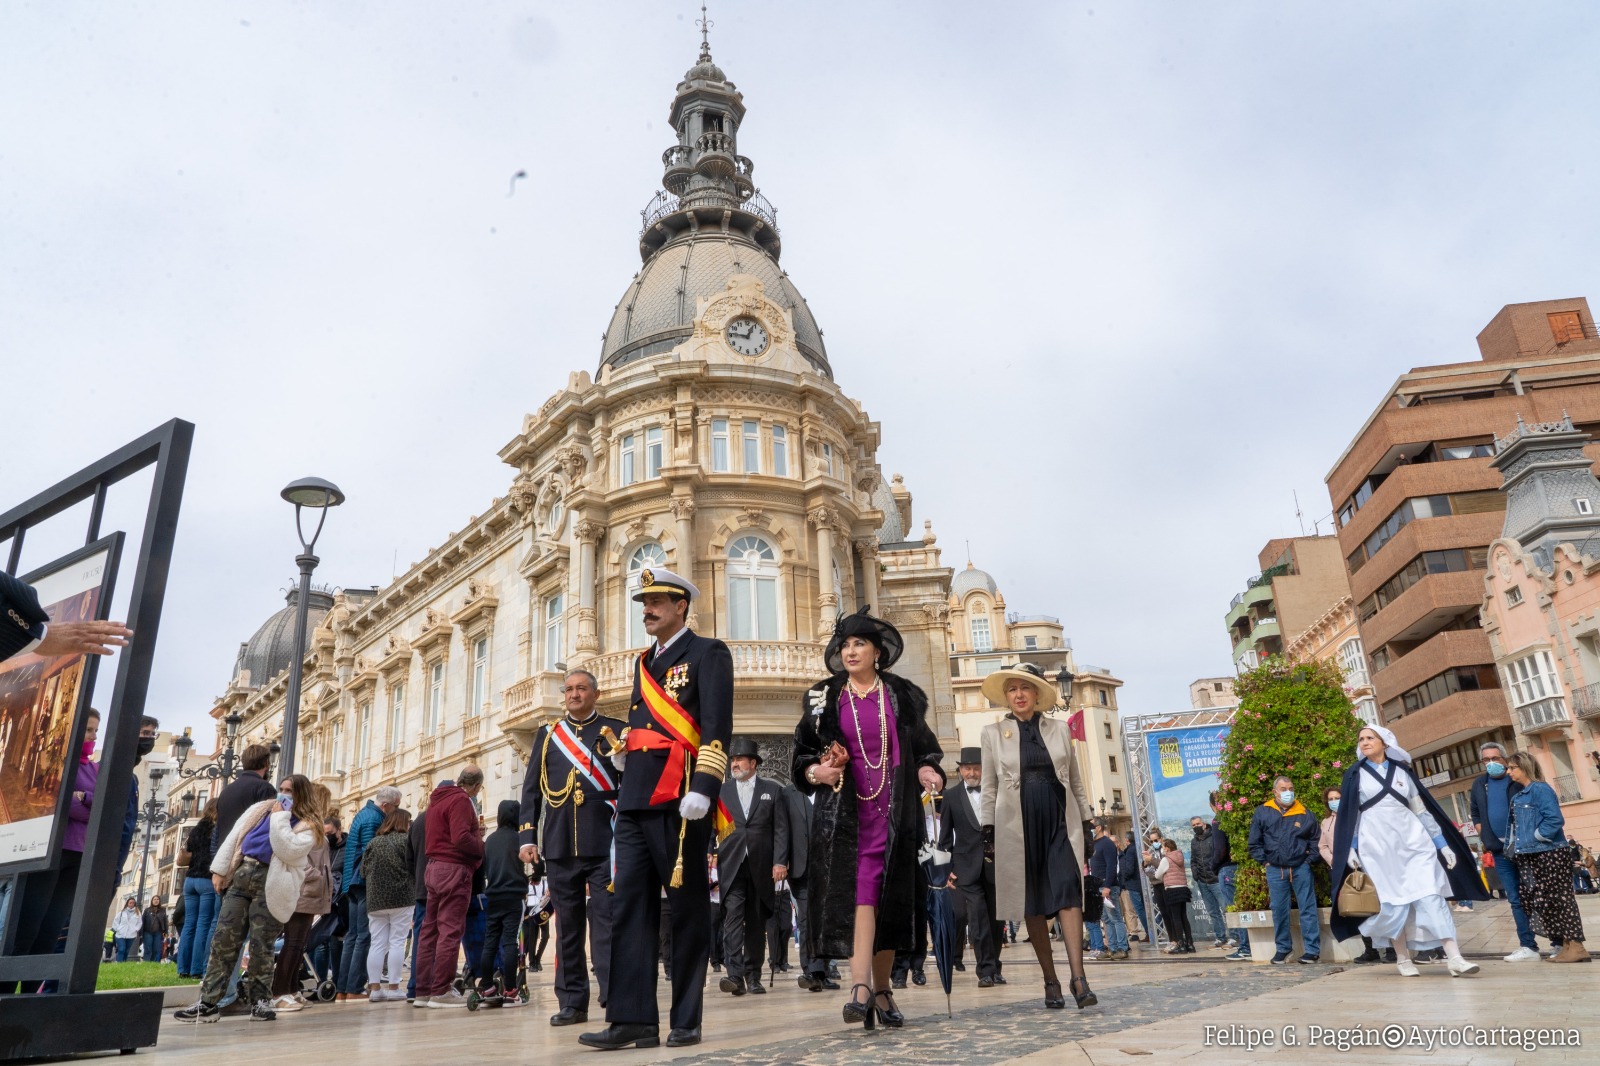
top-left (1043, 979), bottom-right (1065, 1009)
top-left (873, 990), bottom-right (904, 1028)
top-left (1070, 975), bottom-right (1098, 1009)
top-left (843, 983), bottom-right (875, 1029)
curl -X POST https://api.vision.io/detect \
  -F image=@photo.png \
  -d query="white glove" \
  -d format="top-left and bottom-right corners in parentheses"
top-left (610, 749), bottom-right (627, 772)
top-left (679, 792), bottom-right (711, 820)
top-left (1347, 852), bottom-right (1362, 871)
top-left (1441, 848), bottom-right (1457, 870)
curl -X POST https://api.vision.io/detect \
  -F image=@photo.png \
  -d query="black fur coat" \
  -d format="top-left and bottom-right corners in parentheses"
top-left (791, 671), bottom-right (945, 959)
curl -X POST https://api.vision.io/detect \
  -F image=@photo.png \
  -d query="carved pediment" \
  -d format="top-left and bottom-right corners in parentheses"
top-left (413, 609), bottom-right (454, 661)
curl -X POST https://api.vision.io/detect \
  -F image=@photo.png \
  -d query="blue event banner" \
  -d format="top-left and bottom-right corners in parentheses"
top-left (1146, 725), bottom-right (1231, 795)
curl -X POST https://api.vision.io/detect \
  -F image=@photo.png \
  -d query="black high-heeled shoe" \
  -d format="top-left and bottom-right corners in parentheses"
top-left (1043, 979), bottom-right (1065, 1009)
top-left (873, 990), bottom-right (904, 1028)
top-left (843, 983), bottom-right (875, 1029)
top-left (1070, 974), bottom-right (1098, 1009)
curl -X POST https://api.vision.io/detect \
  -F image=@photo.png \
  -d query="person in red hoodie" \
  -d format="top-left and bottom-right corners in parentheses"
top-left (412, 765), bottom-right (486, 1008)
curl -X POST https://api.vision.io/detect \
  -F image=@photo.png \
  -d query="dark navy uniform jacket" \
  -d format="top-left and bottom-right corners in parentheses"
top-left (1, 571), bottom-right (49, 662)
top-left (618, 629), bottom-right (734, 812)
top-left (519, 711), bottom-right (628, 861)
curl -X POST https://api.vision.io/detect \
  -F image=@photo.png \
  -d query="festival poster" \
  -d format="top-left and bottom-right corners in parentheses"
top-left (0, 537), bottom-right (121, 873)
top-left (1142, 724), bottom-right (1232, 844)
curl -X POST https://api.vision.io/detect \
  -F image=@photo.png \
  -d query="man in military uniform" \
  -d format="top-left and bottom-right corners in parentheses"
top-left (580, 568), bottom-right (732, 1052)
top-left (519, 668), bottom-right (626, 1027)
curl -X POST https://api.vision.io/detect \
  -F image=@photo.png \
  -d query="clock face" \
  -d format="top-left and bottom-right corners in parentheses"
top-left (725, 316), bottom-right (770, 357)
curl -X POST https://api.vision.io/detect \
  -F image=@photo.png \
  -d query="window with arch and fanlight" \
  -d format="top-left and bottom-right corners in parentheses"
top-left (626, 542), bottom-right (669, 648)
top-left (727, 535), bottom-right (779, 640)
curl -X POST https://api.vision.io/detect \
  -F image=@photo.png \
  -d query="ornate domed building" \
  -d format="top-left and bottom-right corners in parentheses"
top-left (212, 34), bottom-right (959, 811)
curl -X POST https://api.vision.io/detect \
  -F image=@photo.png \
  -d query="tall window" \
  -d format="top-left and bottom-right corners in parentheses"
top-left (711, 420), bottom-right (730, 472)
top-left (545, 593), bottom-right (565, 669)
top-left (1338, 637), bottom-right (1368, 687)
top-left (620, 433), bottom-right (638, 486)
top-left (388, 682), bottom-right (405, 751)
top-left (428, 663), bottom-right (444, 733)
top-left (626, 543), bottom-right (668, 648)
top-left (1353, 697), bottom-right (1379, 726)
top-left (727, 535), bottom-right (779, 639)
top-left (646, 427), bottom-right (664, 479)
top-left (743, 421), bottom-right (760, 473)
top-left (547, 499), bottom-right (565, 538)
top-left (771, 425), bottom-right (788, 476)
top-left (357, 701), bottom-right (372, 765)
top-left (1504, 650), bottom-right (1559, 709)
top-left (470, 637), bottom-right (488, 717)
top-left (970, 616), bottom-right (991, 652)
top-left (326, 718), bottom-right (342, 776)
top-left (822, 442), bottom-right (835, 478)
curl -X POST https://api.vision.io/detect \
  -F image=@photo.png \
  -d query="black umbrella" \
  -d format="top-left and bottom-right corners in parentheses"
top-left (920, 793), bottom-right (960, 1018)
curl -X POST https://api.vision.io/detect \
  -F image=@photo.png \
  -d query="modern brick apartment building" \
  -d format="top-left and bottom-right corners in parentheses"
top-left (1325, 297), bottom-right (1600, 820)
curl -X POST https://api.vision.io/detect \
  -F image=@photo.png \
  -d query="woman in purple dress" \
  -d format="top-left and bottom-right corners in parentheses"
top-left (793, 608), bottom-right (945, 1030)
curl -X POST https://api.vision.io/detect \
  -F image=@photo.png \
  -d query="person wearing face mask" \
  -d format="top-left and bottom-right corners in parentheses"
top-left (1328, 726), bottom-right (1486, 978)
top-left (1247, 774), bottom-right (1321, 964)
top-left (1468, 742), bottom-right (1542, 962)
top-left (1187, 816), bottom-right (1225, 948)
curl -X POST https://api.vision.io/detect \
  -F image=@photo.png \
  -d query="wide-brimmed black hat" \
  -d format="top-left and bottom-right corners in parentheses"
top-left (824, 605), bottom-right (904, 674)
top-left (729, 737), bottom-right (762, 764)
top-left (957, 746), bottom-right (982, 766)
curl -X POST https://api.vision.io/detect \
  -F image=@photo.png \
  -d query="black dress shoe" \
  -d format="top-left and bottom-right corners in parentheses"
top-left (747, 980), bottom-right (766, 995)
top-left (977, 976), bottom-right (994, 988)
top-left (993, 974), bottom-right (1007, 985)
top-left (719, 975), bottom-right (746, 996)
top-left (578, 1024), bottom-right (659, 1050)
top-left (551, 1007), bottom-right (588, 1026)
top-left (798, 973), bottom-right (821, 991)
top-left (820, 976), bottom-right (840, 990)
top-left (911, 971), bottom-right (926, 986)
top-left (954, 961), bottom-right (966, 972)
top-left (666, 1027), bottom-right (701, 1047)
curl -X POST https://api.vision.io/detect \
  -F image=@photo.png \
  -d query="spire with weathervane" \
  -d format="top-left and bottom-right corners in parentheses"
top-left (639, 4), bottom-right (781, 262)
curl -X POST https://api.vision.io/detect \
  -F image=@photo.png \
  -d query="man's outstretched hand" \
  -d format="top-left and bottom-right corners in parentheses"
top-left (36, 620), bottom-right (132, 657)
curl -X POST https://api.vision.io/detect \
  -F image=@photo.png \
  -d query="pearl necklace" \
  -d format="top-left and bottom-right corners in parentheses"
top-left (845, 678), bottom-right (891, 800)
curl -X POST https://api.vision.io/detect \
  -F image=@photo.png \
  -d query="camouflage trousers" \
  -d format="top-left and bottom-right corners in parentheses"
top-left (200, 859), bottom-right (283, 1006)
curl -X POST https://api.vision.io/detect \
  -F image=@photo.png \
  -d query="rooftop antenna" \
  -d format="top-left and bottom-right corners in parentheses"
top-left (1294, 490), bottom-right (1306, 536)
top-left (696, 2), bottom-right (714, 60)
top-left (966, 539), bottom-right (972, 566)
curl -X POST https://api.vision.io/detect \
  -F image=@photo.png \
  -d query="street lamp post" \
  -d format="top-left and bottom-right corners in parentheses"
top-left (278, 476), bottom-right (345, 778)
top-left (134, 766), bottom-right (172, 908)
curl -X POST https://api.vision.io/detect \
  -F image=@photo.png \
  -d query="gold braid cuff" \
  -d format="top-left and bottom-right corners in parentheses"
top-left (695, 739), bottom-right (728, 783)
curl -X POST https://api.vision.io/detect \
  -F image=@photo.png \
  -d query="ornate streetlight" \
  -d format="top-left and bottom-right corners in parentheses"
top-left (278, 476), bottom-right (345, 777)
top-left (134, 766), bottom-right (173, 907)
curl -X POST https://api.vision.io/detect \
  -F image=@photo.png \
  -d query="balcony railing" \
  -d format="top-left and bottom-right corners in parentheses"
top-left (1554, 773), bottom-right (1583, 804)
top-left (1514, 696), bottom-right (1570, 734)
top-left (1569, 682), bottom-right (1600, 720)
top-left (640, 188), bottom-right (779, 234)
top-left (589, 640), bottom-right (825, 696)
top-left (1007, 613), bottom-right (1062, 625)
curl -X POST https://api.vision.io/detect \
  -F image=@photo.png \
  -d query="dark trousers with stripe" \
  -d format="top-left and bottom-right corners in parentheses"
top-left (606, 808), bottom-right (711, 1031)
top-left (547, 854), bottom-right (613, 1012)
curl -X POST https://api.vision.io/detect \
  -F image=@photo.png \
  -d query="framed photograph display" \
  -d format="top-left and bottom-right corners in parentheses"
top-left (0, 534), bottom-right (123, 874)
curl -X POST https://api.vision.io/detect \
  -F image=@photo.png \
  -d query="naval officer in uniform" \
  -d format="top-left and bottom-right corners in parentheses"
top-left (519, 668), bottom-right (627, 1026)
top-left (579, 568), bottom-right (732, 1051)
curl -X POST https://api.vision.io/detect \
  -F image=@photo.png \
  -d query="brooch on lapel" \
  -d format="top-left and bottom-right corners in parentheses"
top-left (664, 663), bottom-right (690, 699)
top-left (1003, 729), bottom-right (1013, 739)
top-left (808, 688), bottom-right (827, 717)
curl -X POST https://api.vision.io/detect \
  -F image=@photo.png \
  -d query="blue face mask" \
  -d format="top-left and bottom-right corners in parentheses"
top-left (1328, 799), bottom-right (1340, 813)
top-left (1277, 790), bottom-right (1295, 806)
top-left (1486, 762), bottom-right (1506, 779)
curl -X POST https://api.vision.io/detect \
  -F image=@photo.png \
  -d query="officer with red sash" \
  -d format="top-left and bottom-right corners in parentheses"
top-left (579, 568), bottom-right (732, 1052)
top-left (519, 668), bottom-right (626, 1027)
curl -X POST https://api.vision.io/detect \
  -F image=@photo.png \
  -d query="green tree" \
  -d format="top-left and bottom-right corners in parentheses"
top-left (1215, 656), bottom-right (1362, 912)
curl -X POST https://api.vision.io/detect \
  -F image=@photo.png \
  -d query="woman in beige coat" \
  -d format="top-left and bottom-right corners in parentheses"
top-left (979, 663), bottom-right (1096, 1010)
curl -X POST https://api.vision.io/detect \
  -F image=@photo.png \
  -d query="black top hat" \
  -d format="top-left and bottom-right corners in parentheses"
top-left (729, 737), bottom-right (763, 764)
top-left (957, 746), bottom-right (982, 766)
top-left (823, 605), bottom-right (905, 674)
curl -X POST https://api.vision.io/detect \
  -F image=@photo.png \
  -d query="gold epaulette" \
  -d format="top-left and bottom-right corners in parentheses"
top-left (696, 739), bottom-right (728, 783)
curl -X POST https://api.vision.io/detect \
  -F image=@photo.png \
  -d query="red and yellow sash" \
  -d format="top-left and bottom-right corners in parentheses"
top-left (629, 652), bottom-right (701, 805)
top-left (714, 798), bottom-right (734, 844)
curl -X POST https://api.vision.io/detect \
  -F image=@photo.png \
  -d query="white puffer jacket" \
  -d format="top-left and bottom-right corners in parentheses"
top-left (211, 799), bottom-right (319, 923)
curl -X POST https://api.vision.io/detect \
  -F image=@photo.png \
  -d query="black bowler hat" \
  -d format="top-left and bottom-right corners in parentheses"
top-left (824, 605), bottom-right (904, 674)
top-left (957, 746), bottom-right (982, 766)
top-left (730, 737), bottom-right (763, 765)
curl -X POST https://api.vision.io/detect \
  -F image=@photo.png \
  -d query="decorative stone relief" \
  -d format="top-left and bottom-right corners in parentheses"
top-left (670, 497), bottom-right (697, 520)
top-left (576, 520), bottom-right (606, 545)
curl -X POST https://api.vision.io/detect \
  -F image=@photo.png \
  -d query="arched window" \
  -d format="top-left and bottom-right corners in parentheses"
top-left (727, 535), bottom-right (779, 640)
top-left (546, 500), bottom-right (565, 538)
top-left (626, 542), bottom-right (668, 648)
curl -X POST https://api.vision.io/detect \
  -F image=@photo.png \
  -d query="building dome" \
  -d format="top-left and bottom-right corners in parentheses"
top-left (951, 562), bottom-right (999, 599)
top-left (233, 586), bottom-right (335, 688)
top-left (600, 231), bottom-right (830, 375)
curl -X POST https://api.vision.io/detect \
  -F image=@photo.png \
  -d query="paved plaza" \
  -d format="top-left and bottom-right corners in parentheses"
top-left (142, 901), bottom-right (1594, 1066)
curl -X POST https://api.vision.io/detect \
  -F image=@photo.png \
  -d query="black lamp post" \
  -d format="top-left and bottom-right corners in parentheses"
top-left (172, 710), bottom-right (246, 784)
top-left (278, 476), bottom-right (345, 777)
top-left (134, 766), bottom-right (172, 907)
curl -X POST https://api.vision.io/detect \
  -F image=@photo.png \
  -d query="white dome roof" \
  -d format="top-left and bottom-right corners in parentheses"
top-left (951, 563), bottom-right (999, 599)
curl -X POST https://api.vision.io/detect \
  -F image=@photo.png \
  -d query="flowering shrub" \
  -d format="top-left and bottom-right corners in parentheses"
top-left (1216, 656), bottom-right (1362, 912)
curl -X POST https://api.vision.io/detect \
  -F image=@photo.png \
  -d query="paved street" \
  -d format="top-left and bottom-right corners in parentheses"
top-left (144, 925), bottom-right (1593, 1065)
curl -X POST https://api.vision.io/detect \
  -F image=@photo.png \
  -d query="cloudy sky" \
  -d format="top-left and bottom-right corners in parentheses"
top-left (4, 2), bottom-right (1597, 740)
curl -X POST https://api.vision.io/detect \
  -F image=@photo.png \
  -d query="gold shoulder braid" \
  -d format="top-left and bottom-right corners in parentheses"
top-left (539, 728), bottom-right (584, 854)
top-left (696, 739), bottom-right (728, 783)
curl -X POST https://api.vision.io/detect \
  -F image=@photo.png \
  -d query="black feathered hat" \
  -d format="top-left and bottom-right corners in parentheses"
top-left (824, 605), bottom-right (904, 674)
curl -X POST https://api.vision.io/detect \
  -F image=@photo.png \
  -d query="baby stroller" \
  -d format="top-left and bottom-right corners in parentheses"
top-left (296, 952), bottom-right (338, 1004)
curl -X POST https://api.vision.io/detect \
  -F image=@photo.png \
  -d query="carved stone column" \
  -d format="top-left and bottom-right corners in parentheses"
top-left (854, 536), bottom-right (880, 612)
top-left (671, 496), bottom-right (697, 580)
top-left (573, 519), bottom-right (605, 660)
top-left (808, 506), bottom-right (839, 637)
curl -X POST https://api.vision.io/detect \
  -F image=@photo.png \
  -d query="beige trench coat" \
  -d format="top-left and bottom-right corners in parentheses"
top-left (979, 713), bottom-right (1091, 923)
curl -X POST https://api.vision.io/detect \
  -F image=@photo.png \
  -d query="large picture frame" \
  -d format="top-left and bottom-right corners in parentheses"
top-left (0, 535), bottom-right (124, 876)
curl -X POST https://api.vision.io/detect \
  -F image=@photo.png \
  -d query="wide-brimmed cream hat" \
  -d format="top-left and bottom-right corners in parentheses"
top-left (980, 662), bottom-right (1060, 710)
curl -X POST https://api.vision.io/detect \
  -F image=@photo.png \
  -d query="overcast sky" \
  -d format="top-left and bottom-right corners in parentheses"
top-left (5, 2), bottom-right (1598, 740)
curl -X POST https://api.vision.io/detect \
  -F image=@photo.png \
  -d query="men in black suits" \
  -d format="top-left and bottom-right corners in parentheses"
top-left (716, 738), bottom-right (788, 996)
top-left (580, 568), bottom-right (732, 1052)
top-left (942, 746), bottom-right (1003, 986)
top-left (777, 782), bottom-right (836, 991)
top-left (0, 570), bottom-right (131, 662)
top-left (519, 669), bottom-right (626, 1027)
